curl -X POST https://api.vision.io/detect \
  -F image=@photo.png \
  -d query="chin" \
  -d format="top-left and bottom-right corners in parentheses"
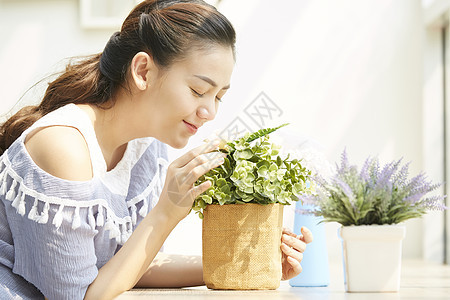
top-left (166, 138), bottom-right (189, 149)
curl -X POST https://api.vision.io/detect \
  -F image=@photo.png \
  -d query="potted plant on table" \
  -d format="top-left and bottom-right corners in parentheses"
top-left (300, 150), bottom-right (447, 292)
top-left (192, 124), bottom-right (312, 290)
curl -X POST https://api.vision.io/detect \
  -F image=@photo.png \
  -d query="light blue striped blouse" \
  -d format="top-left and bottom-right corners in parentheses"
top-left (0, 104), bottom-right (169, 299)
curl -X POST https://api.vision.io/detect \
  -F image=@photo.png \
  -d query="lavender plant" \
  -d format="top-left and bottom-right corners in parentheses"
top-left (300, 150), bottom-right (447, 225)
top-left (192, 124), bottom-right (312, 219)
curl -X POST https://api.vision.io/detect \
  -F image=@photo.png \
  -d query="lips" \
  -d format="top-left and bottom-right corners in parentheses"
top-left (184, 121), bottom-right (198, 129)
top-left (183, 120), bottom-right (199, 134)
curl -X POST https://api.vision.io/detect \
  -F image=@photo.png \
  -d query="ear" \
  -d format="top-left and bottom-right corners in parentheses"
top-left (130, 52), bottom-right (156, 91)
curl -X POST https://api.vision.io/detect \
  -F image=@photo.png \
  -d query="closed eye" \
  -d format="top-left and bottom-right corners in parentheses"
top-left (191, 88), bottom-right (223, 103)
top-left (190, 88), bottom-right (204, 97)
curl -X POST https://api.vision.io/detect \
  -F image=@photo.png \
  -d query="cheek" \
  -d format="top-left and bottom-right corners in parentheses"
top-left (154, 80), bottom-right (197, 123)
top-left (163, 101), bottom-right (192, 123)
top-left (165, 96), bottom-right (196, 119)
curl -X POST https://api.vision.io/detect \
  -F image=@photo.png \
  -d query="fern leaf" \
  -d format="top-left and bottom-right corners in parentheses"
top-left (245, 123), bottom-right (289, 143)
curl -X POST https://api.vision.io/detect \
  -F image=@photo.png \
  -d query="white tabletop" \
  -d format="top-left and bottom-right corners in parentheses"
top-left (116, 259), bottom-right (450, 300)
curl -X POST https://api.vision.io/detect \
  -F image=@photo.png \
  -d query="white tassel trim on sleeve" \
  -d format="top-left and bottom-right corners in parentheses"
top-left (0, 153), bottom-right (169, 245)
top-left (5, 179), bottom-right (17, 201)
top-left (38, 201), bottom-right (50, 224)
top-left (72, 206), bottom-right (81, 230)
top-left (53, 204), bottom-right (65, 228)
top-left (28, 197), bottom-right (40, 221)
top-left (130, 204), bottom-right (137, 226)
top-left (88, 206), bottom-right (96, 231)
top-left (96, 204), bottom-right (104, 227)
top-left (0, 168), bottom-right (8, 195)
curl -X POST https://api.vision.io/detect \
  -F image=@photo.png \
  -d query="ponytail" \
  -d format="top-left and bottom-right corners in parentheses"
top-left (0, 106), bottom-right (43, 154)
top-left (0, 53), bottom-right (114, 154)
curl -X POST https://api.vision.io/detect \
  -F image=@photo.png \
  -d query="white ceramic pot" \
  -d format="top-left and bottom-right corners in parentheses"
top-left (339, 224), bottom-right (406, 292)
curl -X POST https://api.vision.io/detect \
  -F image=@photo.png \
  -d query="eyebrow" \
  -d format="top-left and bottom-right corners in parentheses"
top-left (194, 75), bottom-right (230, 90)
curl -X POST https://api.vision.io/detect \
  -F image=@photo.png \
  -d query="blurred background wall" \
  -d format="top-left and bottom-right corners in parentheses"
top-left (0, 0), bottom-right (443, 263)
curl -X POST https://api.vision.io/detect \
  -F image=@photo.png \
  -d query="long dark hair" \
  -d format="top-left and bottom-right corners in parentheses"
top-left (0, 0), bottom-right (235, 154)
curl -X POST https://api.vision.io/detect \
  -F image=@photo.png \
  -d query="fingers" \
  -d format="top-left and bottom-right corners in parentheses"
top-left (281, 226), bottom-right (313, 253)
top-left (287, 256), bottom-right (302, 275)
top-left (189, 180), bottom-right (212, 201)
top-left (282, 227), bottom-right (297, 238)
top-left (184, 150), bottom-right (227, 172)
top-left (182, 152), bottom-right (227, 186)
top-left (171, 140), bottom-right (221, 168)
top-left (281, 243), bottom-right (304, 262)
top-left (282, 233), bottom-right (306, 253)
top-left (280, 227), bottom-right (311, 280)
top-left (300, 227), bottom-right (314, 244)
top-left (166, 154), bottom-right (225, 202)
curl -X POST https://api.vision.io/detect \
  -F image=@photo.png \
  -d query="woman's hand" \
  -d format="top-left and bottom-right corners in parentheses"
top-left (157, 140), bottom-right (226, 222)
top-left (280, 226), bottom-right (313, 281)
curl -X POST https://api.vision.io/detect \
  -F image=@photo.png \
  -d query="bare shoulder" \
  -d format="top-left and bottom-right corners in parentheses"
top-left (24, 126), bottom-right (93, 181)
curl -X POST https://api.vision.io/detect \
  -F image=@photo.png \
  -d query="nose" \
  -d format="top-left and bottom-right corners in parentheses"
top-left (197, 99), bottom-right (217, 121)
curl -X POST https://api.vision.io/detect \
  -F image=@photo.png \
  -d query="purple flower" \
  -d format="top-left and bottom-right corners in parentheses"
top-left (333, 177), bottom-right (355, 203)
top-left (298, 193), bottom-right (317, 206)
top-left (336, 148), bottom-right (350, 174)
top-left (403, 192), bottom-right (427, 204)
top-left (392, 161), bottom-right (409, 186)
top-left (359, 157), bottom-right (371, 182)
top-left (422, 195), bottom-right (448, 210)
top-left (376, 159), bottom-right (401, 189)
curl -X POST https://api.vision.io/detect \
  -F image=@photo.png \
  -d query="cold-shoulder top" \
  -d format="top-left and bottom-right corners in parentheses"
top-left (0, 104), bottom-right (169, 299)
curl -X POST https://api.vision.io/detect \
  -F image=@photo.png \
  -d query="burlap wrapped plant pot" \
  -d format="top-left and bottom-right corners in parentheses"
top-left (202, 203), bottom-right (284, 290)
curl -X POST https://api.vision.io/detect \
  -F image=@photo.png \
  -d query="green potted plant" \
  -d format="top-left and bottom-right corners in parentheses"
top-left (193, 124), bottom-right (311, 290)
top-left (300, 150), bottom-right (447, 292)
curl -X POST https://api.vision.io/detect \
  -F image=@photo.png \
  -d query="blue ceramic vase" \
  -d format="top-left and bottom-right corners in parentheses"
top-left (289, 201), bottom-right (329, 287)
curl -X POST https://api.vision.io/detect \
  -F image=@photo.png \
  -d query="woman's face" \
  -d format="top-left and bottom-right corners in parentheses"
top-left (143, 45), bottom-right (235, 149)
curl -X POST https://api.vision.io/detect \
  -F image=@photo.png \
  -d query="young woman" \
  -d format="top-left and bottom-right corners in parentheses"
top-left (0, 0), bottom-right (312, 299)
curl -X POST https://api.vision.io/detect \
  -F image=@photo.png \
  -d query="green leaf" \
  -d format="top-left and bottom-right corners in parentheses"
top-left (218, 196), bottom-right (226, 205)
top-left (257, 165), bottom-right (269, 177)
top-left (269, 163), bottom-right (278, 172)
top-left (276, 156), bottom-right (282, 166)
top-left (256, 160), bottom-right (270, 168)
top-left (292, 183), bottom-right (304, 195)
top-left (201, 195), bottom-right (212, 204)
top-left (220, 184), bottom-right (231, 194)
top-left (245, 123), bottom-right (289, 143)
top-left (216, 178), bottom-right (227, 187)
top-left (198, 199), bottom-right (207, 209)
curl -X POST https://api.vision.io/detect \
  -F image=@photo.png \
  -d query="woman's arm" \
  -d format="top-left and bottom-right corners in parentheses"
top-left (135, 252), bottom-right (204, 288)
top-left (84, 204), bottom-right (179, 299)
